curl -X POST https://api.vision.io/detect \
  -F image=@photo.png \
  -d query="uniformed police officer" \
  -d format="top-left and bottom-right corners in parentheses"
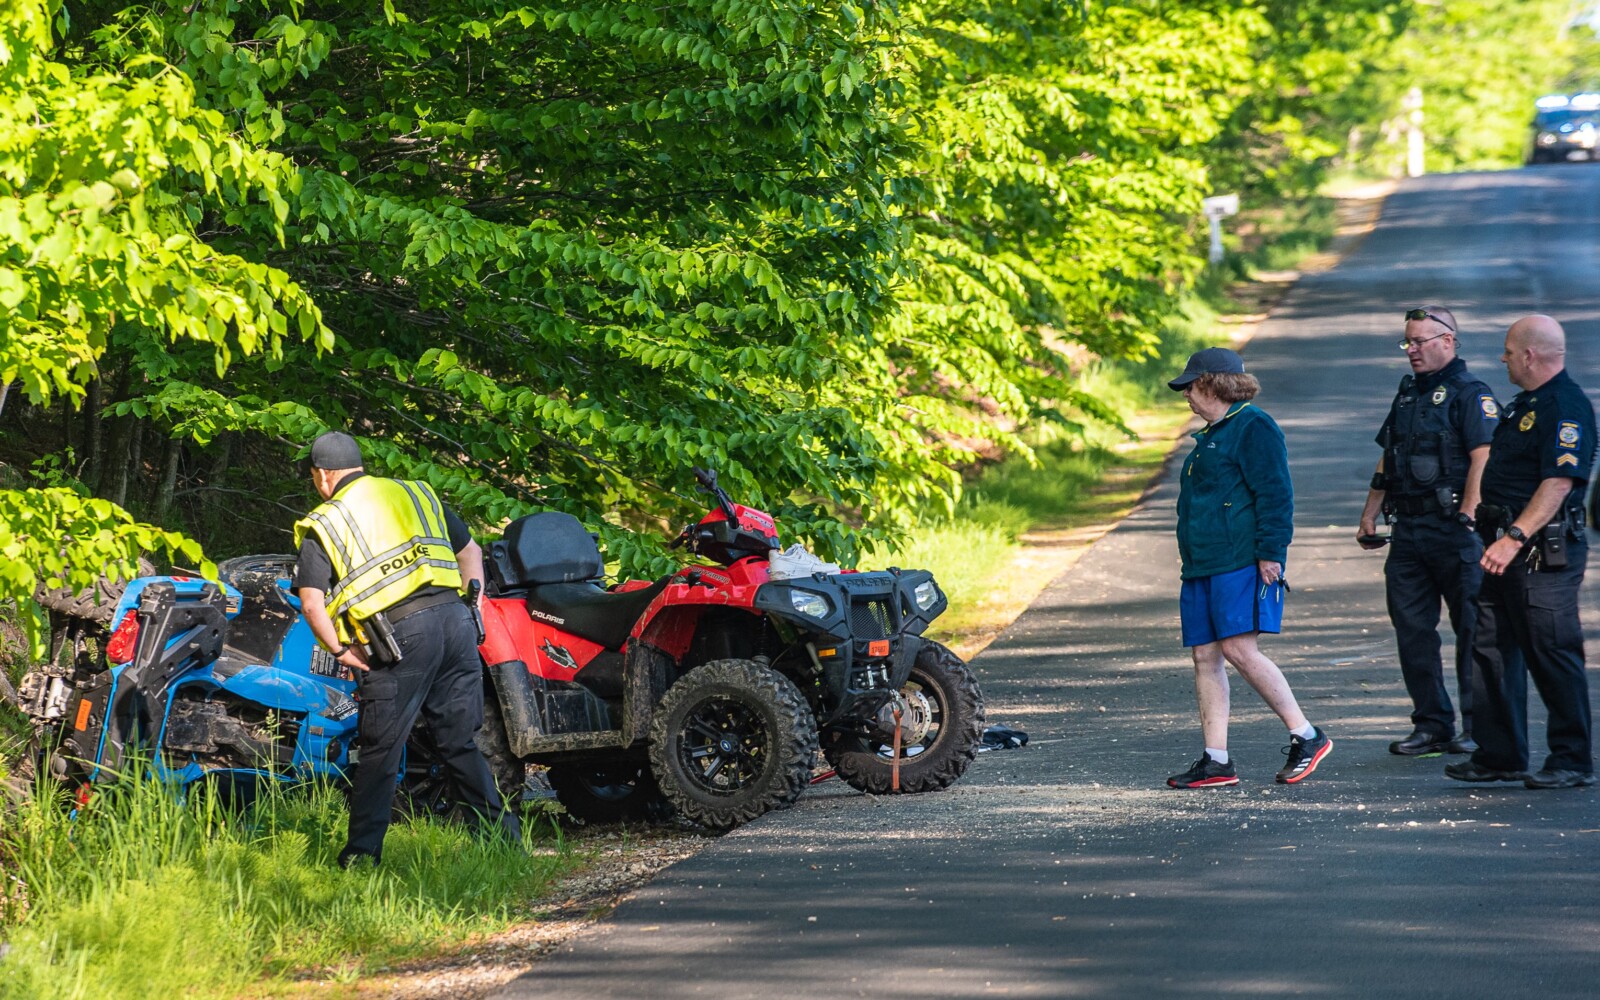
top-left (292, 431), bottom-right (521, 865)
top-left (1358, 306), bottom-right (1499, 756)
top-left (1445, 315), bottom-right (1596, 789)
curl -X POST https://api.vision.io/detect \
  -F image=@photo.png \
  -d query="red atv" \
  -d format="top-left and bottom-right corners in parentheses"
top-left (473, 468), bottom-right (984, 829)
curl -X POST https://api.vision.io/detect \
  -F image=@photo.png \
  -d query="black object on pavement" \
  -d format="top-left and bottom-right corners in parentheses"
top-left (979, 724), bottom-right (1029, 751)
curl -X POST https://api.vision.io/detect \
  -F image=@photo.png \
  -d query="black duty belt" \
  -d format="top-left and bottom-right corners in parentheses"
top-left (1388, 494), bottom-right (1443, 516)
top-left (387, 587), bottom-right (463, 623)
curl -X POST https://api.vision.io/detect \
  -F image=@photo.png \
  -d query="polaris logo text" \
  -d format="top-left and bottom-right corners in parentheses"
top-left (529, 608), bottom-right (566, 625)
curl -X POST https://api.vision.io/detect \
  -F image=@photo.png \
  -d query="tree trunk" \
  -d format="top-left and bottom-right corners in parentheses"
top-left (115, 417), bottom-right (143, 509)
top-left (0, 382), bottom-right (10, 420)
top-left (61, 395), bottom-right (76, 461)
top-left (207, 433), bottom-right (233, 486)
top-left (154, 435), bottom-right (181, 523)
top-left (101, 369), bottom-right (134, 503)
top-left (85, 378), bottom-right (104, 490)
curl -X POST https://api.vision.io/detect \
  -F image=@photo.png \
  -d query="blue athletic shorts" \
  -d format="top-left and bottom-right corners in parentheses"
top-left (1180, 563), bottom-right (1285, 647)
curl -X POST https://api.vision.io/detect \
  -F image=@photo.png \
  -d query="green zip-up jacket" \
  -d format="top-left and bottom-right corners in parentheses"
top-left (1176, 401), bottom-right (1294, 580)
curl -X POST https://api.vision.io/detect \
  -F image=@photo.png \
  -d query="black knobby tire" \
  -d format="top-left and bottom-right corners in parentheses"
top-left (822, 640), bottom-right (985, 795)
top-left (547, 761), bottom-right (670, 824)
top-left (648, 658), bottom-right (818, 831)
top-left (215, 554), bottom-right (298, 587)
top-left (397, 689), bottom-right (526, 820)
top-left (33, 556), bottom-right (156, 626)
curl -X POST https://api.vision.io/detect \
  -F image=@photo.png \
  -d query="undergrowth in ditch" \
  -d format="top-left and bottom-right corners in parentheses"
top-left (0, 768), bottom-right (578, 999)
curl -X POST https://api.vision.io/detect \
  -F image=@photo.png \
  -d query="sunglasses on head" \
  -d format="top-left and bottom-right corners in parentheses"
top-left (1404, 308), bottom-right (1454, 332)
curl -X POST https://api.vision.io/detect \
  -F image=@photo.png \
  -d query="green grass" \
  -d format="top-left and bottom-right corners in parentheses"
top-left (0, 767), bottom-right (578, 999)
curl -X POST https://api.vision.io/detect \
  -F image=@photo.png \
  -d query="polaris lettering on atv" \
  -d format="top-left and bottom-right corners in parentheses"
top-left (540, 639), bottom-right (579, 671)
top-left (309, 647), bottom-right (344, 678)
top-left (528, 607), bottom-right (566, 625)
top-left (834, 572), bottom-right (899, 590)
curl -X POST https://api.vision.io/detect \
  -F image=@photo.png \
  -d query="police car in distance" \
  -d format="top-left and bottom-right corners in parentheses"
top-left (1528, 93), bottom-right (1600, 164)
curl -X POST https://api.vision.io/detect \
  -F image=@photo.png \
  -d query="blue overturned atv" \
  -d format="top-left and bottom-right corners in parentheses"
top-left (12, 556), bottom-right (474, 813)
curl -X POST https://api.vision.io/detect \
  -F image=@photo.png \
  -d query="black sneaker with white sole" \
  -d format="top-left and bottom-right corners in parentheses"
top-left (1167, 752), bottom-right (1239, 788)
top-left (1275, 727), bottom-right (1333, 784)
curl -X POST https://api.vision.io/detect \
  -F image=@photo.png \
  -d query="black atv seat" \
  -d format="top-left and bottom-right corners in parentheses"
top-left (526, 577), bottom-right (672, 651)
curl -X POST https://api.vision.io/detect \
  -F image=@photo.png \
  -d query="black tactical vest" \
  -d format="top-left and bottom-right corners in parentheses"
top-left (1382, 368), bottom-right (1479, 498)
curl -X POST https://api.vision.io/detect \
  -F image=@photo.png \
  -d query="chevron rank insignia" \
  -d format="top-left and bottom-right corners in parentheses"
top-left (1557, 453), bottom-right (1579, 467)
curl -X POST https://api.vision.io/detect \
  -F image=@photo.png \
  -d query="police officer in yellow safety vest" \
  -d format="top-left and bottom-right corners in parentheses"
top-left (292, 431), bottom-right (519, 867)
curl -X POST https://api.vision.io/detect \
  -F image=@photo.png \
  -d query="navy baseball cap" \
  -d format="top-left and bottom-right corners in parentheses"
top-left (1168, 348), bottom-right (1246, 390)
top-left (309, 431), bottom-right (364, 470)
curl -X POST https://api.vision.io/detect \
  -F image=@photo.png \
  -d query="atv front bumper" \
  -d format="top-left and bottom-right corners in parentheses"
top-left (753, 568), bottom-right (948, 726)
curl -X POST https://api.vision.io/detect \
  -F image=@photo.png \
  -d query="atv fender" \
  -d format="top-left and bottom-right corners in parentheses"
top-left (622, 642), bottom-right (675, 744)
top-left (488, 659), bottom-right (547, 758)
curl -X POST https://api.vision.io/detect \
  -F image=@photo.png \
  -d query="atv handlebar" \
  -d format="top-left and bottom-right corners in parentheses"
top-left (692, 466), bottom-right (740, 522)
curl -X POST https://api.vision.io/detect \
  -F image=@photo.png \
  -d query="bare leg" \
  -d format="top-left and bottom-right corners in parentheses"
top-left (1219, 631), bottom-right (1309, 731)
top-left (1191, 641), bottom-right (1231, 749)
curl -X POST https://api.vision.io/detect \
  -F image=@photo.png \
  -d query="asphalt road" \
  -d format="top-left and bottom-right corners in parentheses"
top-left (493, 166), bottom-right (1600, 1000)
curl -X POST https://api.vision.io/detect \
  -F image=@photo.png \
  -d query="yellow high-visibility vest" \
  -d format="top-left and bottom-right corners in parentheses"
top-left (293, 476), bottom-right (463, 642)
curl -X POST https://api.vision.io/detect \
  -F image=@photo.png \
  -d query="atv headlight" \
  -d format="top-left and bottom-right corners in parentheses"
top-left (1539, 132), bottom-right (1559, 146)
top-left (913, 580), bottom-right (941, 610)
top-left (789, 590), bottom-right (831, 618)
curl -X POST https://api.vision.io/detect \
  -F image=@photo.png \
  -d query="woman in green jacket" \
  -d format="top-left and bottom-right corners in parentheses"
top-left (1164, 348), bottom-right (1333, 789)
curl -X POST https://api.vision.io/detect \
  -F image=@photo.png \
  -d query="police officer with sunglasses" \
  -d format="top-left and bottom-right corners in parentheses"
top-left (1359, 306), bottom-right (1500, 757)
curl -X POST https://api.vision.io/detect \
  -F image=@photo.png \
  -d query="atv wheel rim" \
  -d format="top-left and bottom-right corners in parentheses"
top-left (678, 694), bottom-right (769, 795)
top-left (868, 681), bottom-right (941, 760)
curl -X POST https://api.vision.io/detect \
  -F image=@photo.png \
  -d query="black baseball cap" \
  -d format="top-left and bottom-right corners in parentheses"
top-left (1168, 347), bottom-right (1246, 390)
top-left (309, 431), bottom-right (364, 470)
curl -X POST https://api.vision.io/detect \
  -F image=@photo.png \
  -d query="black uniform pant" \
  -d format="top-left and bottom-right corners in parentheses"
top-left (1384, 514), bottom-right (1481, 737)
top-left (343, 601), bottom-right (520, 863)
top-left (1469, 537), bottom-right (1593, 775)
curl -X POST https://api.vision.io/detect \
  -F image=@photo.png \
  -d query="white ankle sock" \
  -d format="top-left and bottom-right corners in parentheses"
top-left (1205, 747), bottom-right (1230, 765)
top-left (1291, 723), bottom-right (1316, 740)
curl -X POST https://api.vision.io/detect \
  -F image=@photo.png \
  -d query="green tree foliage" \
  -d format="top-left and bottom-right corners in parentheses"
top-left (95, 0), bottom-right (919, 571)
top-left (1202, 0), bottom-right (1411, 196)
top-left (886, 0), bottom-right (1265, 484)
top-left (1370, 0), bottom-right (1592, 170)
top-left (0, 0), bottom-right (321, 647)
top-left (2, 0), bottom-right (1578, 614)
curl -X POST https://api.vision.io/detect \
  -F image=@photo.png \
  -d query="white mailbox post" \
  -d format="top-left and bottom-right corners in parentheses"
top-left (1202, 193), bottom-right (1239, 266)
top-left (1403, 86), bottom-right (1425, 177)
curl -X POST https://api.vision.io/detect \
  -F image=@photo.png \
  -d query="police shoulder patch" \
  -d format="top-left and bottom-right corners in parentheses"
top-left (1519, 412), bottom-right (1536, 432)
top-left (1479, 395), bottom-right (1499, 419)
top-left (1558, 420), bottom-right (1581, 448)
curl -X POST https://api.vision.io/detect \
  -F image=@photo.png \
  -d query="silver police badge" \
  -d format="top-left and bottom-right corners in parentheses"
top-left (1432, 387), bottom-right (1447, 405)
